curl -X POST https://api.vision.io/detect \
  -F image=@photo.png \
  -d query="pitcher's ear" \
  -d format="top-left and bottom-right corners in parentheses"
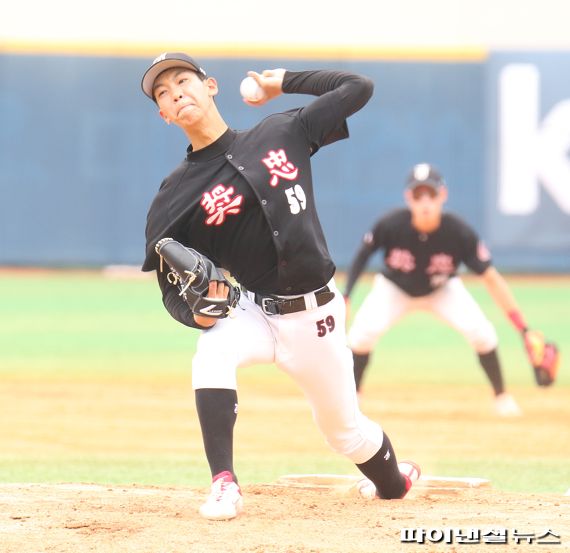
top-left (205, 76), bottom-right (219, 97)
top-left (159, 110), bottom-right (171, 125)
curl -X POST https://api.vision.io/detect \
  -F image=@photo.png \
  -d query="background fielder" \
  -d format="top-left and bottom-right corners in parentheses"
top-left (344, 164), bottom-right (558, 417)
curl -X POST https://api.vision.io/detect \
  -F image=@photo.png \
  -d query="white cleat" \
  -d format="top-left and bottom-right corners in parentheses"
top-left (355, 477), bottom-right (377, 499)
top-left (494, 393), bottom-right (523, 417)
top-left (398, 460), bottom-right (421, 498)
top-left (199, 471), bottom-right (243, 521)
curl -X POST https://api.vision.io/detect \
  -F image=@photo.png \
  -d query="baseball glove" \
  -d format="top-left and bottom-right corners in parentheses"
top-left (155, 238), bottom-right (239, 319)
top-left (523, 329), bottom-right (560, 387)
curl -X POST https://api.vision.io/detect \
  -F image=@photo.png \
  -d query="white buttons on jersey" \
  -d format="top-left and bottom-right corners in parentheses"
top-left (238, 166), bottom-right (244, 171)
top-left (226, 154), bottom-right (233, 160)
top-left (273, 230), bottom-right (279, 236)
top-left (261, 199), bottom-right (267, 205)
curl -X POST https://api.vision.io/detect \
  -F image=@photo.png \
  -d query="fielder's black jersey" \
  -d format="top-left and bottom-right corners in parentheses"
top-left (344, 209), bottom-right (492, 298)
top-left (142, 70), bottom-right (374, 328)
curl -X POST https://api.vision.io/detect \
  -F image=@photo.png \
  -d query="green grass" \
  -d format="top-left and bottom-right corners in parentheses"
top-left (0, 274), bottom-right (196, 375)
top-left (2, 273), bottom-right (567, 382)
top-left (0, 271), bottom-right (569, 492)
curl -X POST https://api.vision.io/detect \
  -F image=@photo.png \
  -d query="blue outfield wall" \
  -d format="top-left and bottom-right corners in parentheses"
top-left (485, 52), bottom-right (570, 272)
top-left (0, 52), bottom-right (568, 271)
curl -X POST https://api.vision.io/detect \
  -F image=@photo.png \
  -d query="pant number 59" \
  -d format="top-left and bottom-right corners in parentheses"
top-left (316, 315), bottom-right (335, 337)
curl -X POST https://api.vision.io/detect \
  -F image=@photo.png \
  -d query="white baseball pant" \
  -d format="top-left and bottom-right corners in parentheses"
top-left (192, 278), bottom-right (383, 464)
top-left (348, 274), bottom-right (498, 354)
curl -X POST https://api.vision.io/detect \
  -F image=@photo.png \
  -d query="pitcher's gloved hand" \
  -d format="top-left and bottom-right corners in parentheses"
top-left (155, 238), bottom-right (239, 319)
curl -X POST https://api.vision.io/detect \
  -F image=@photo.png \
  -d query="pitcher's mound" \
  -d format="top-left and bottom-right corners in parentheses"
top-left (276, 473), bottom-right (491, 492)
top-left (1, 482), bottom-right (569, 552)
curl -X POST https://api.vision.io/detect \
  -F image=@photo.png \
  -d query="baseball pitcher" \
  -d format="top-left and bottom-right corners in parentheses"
top-left (140, 53), bottom-right (420, 520)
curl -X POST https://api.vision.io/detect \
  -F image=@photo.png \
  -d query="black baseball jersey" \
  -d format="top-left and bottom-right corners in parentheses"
top-left (142, 70), bottom-right (374, 328)
top-left (344, 208), bottom-right (492, 298)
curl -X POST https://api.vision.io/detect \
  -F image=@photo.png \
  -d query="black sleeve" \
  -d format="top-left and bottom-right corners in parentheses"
top-left (282, 70), bottom-right (374, 151)
top-left (141, 179), bottom-right (170, 273)
top-left (344, 219), bottom-right (386, 297)
top-left (344, 243), bottom-right (374, 298)
top-left (344, 216), bottom-right (389, 297)
top-left (457, 221), bottom-right (493, 275)
top-left (156, 270), bottom-right (209, 330)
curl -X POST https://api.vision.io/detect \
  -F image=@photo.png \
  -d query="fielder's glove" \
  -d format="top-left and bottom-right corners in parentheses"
top-left (155, 238), bottom-right (239, 319)
top-left (523, 329), bottom-right (560, 387)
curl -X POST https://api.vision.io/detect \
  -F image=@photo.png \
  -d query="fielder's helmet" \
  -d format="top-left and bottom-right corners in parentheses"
top-left (406, 163), bottom-right (445, 190)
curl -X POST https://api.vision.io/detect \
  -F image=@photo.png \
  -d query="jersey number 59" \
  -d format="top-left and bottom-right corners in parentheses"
top-left (285, 185), bottom-right (307, 214)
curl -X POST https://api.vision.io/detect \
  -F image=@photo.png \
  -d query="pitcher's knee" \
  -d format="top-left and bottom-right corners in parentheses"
top-left (323, 418), bottom-right (383, 464)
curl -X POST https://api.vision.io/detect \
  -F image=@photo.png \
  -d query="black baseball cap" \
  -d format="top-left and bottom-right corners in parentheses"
top-left (141, 52), bottom-right (207, 100)
top-left (406, 163), bottom-right (445, 190)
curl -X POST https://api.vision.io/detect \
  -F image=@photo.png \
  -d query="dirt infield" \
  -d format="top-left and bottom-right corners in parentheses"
top-left (1, 374), bottom-right (570, 552)
top-left (1, 481), bottom-right (569, 552)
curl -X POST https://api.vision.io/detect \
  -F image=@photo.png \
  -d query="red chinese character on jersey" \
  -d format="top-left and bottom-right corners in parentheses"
top-left (386, 248), bottom-right (416, 272)
top-left (201, 184), bottom-right (243, 226)
top-left (261, 149), bottom-right (299, 187)
top-left (427, 253), bottom-right (455, 274)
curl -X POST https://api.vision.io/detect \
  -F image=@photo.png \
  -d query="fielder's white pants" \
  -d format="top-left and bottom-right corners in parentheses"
top-left (348, 274), bottom-right (498, 354)
top-left (192, 278), bottom-right (383, 465)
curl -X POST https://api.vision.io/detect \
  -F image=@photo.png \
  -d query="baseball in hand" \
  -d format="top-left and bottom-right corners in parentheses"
top-left (240, 76), bottom-right (266, 102)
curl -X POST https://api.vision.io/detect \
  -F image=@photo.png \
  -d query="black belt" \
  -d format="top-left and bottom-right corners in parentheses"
top-left (242, 285), bottom-right (335, 315)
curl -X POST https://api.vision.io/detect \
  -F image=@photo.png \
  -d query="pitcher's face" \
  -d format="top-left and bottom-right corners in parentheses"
top-left (153, 69), bottom-right (218, 128)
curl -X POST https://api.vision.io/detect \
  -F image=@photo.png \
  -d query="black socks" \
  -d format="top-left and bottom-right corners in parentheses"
top-left (355, 349), bottom-right (506, 397)
top-left (478, 349), bottom-right (505, 395)
top-left (195, 388), bottom-right (238, 481)
top-left (356, 432), bottom-right (406, 499)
